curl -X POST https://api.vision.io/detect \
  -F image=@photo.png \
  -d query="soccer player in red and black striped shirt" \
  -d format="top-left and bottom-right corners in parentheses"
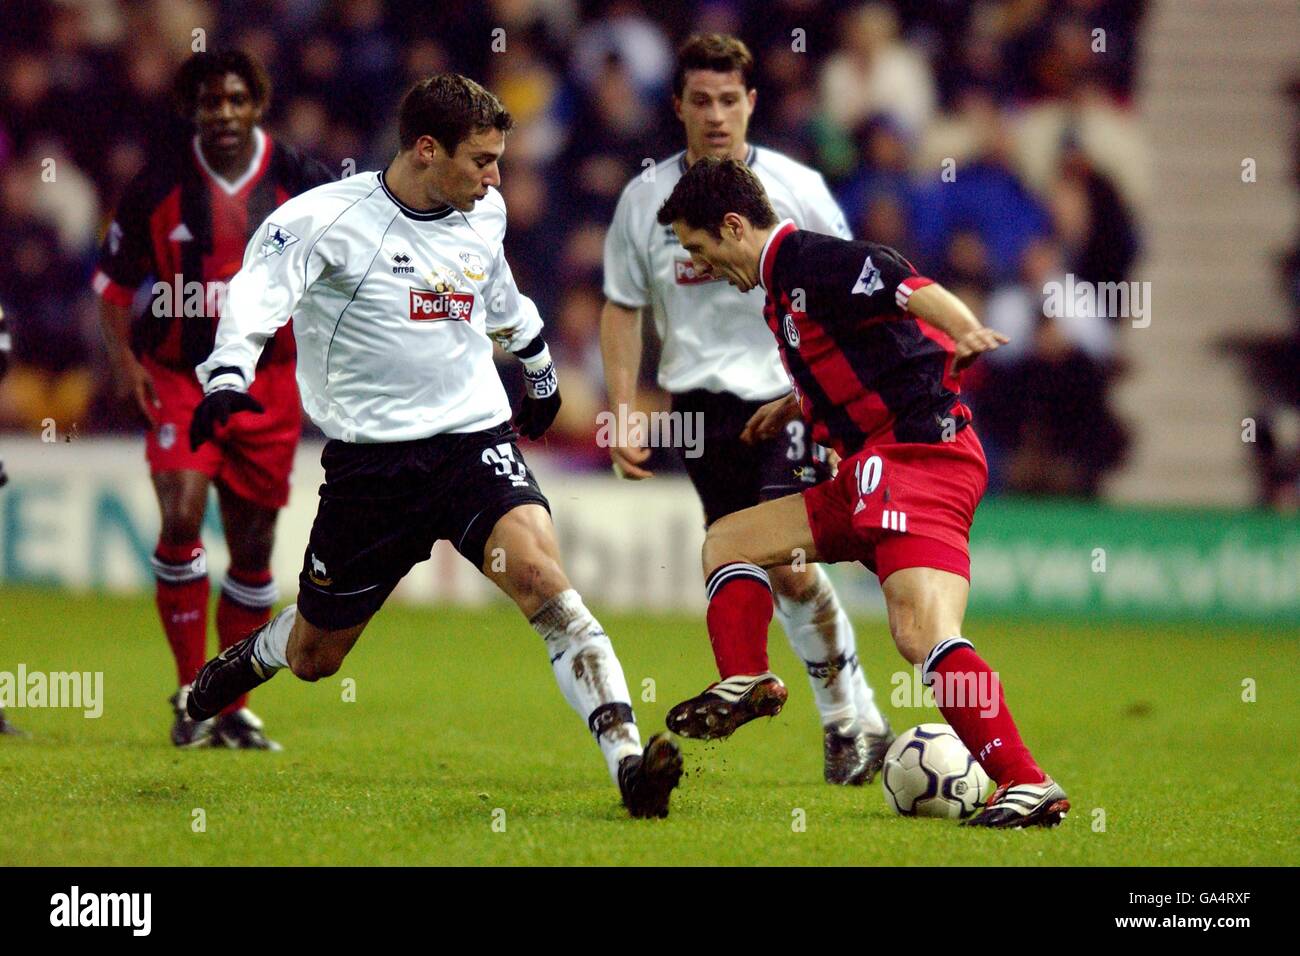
top-left (655, 157), bottom-right (1069, 828)
top-left (93, 50), bottom-right (333, 751)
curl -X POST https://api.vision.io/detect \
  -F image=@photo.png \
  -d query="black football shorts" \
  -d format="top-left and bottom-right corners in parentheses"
top-left (297, 422), bottom-right (550, 629)
top-left (672, 388), bottom-right (832, 528)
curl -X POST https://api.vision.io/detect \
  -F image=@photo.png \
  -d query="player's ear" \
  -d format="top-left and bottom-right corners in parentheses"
top-left (415, 134), bottom-right (440, 165)
top-left (747, 88), bottom-right (757, 113)
top-left (672, 96), bottom-right (684, 123)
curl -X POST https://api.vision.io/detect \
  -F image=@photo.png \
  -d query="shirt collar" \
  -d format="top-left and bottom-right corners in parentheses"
top-left (379, 169), bottom-right (456, 221)
top-left (192, 126), bottom-right (266, 196)
top-left (758, 218), bottom-right (797, 293)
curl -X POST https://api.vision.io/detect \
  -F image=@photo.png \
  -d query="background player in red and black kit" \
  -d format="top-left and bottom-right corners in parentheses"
top-left (657, 157), bottom-right (1070, 828)
top-left (93, 51), bottom-right (333, 750)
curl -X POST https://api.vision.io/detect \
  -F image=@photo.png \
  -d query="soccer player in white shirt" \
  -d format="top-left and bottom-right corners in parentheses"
top-left (183, 75), bottom-right (682, 818)
top-left (600, 34), bottom-right (894, 784)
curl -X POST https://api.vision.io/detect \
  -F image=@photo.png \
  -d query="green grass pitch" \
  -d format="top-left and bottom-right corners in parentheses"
top-left (0, 584), bottom-right (1296, 866)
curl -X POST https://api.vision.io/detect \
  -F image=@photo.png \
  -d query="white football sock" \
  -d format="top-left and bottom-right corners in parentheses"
top-left (251, 605), bottom-right (296, 672)
top-left (774, 566), bottom-right (886, 734)
top-left (530, 589), bottom-right (642, 782)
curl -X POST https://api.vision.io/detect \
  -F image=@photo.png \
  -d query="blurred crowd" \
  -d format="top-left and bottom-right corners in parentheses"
top-left (1230, 71), bottom-right (1300, 510)
top-left (0, 0), bottom-right (1148, 497)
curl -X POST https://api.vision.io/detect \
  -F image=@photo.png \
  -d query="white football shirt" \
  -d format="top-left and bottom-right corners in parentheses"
top-left (603, 145), bottom-right (851, 401)
top-left (197, 171), bottom-right (543, 443)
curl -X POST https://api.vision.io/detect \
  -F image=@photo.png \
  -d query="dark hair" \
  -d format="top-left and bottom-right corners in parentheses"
top-left (173, 50), bottom-right (271, 116)
top-left (398, 73), bottom-right (514, 153)
top-left (672, 33), bottom-right (755, 98)
top-left (657, 156), bottom-right (777, 236)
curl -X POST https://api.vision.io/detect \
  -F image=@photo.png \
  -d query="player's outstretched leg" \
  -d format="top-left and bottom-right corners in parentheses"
top-left (188, 598), bottom-right (369, 723)
top-left (483, 504), bottom-right (682, 819)
top-left (667, 494), bottom-right (824, 742)
top-left (186, 605), bottom-right (294, 721)
top-left (880, 564), bottom-right (1069, 829)
top-left (771, 563), bottom-right (894, 784)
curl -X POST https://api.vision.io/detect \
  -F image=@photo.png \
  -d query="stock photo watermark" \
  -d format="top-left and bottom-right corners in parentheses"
top-left (891, 667), bottom-right (1001, 718)
top-left (595, 403), bottom-right (705, 459)
top-left (1043, 273), bottom-right (1152, 329)
top-left (0, 666), bottom-right (103, 718)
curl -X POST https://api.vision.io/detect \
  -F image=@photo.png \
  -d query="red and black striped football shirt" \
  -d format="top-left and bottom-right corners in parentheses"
top-left (758, 219), bottom-right (970, 457)
top-left (93, 128), bottom-right (334, 371)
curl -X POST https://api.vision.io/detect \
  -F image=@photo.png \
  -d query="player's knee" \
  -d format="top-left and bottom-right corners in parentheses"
top-left (505, 552), bottom-right (567, 606)
top-left (887, 599), bottom-right (930, 666)
top-left (702, 516), bottom-right (747, 574)
top-left (159, 505), bottom-right (203, 544)
top-left (769, 563), bottom-right (824, 604)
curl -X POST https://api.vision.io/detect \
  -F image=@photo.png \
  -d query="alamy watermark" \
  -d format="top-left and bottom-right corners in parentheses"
top-left (595, 403), bottom-right (704, 459)
top-left (891, 667), bottom-right (1001, 718)
top-left (50, 886), bottom-right (150, 935)
top-left (0, 665), bottom-right (103, 718)
top-left (1043, 273), bottom-right (1151, 328)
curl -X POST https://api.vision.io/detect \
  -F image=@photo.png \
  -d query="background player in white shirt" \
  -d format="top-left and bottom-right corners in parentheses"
top-left (600, 34), bottom-right (893, 784)
top-left (182, 74), bottom-right (683, 818)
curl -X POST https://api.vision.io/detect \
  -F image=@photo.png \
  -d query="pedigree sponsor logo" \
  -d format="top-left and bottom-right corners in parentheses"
top-left (409, 288), bottom-right (474, 322)
top-left (674, 259), bottom-right (722, 285)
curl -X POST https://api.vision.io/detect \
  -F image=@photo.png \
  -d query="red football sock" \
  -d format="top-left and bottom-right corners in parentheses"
top-left (152, 540), bottom-right (209, 687)
top-left (924, 639), bottom-right (1045, 786)
top-left (705, 563), bottom-right (773, 678)
top-left (216, 568), bottom-right (276, 714)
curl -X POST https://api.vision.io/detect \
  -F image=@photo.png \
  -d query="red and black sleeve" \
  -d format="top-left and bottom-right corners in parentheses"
top-left (92, 172), bottom-right (156, 308)
top-left (804, 237), bottom-right (935, 327)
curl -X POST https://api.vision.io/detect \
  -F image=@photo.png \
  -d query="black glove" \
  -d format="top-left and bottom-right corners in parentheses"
top-left (514, 355), bottom-right (561, 441)
top-left (190, 387), bottom-right (264, 450)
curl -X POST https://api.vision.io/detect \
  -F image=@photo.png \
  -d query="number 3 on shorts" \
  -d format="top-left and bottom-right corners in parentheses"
top-left (785, 420), bottom-right (805, 460)
top-left (855, 454), bottom-right (883, 497)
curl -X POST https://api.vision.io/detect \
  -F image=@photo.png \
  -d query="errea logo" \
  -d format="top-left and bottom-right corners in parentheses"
top-left (392, 252), bottom-right (415, 275)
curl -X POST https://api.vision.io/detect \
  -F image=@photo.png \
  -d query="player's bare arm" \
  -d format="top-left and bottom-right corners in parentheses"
top-left (905, 283), bottom-right (1009, 372)
top-left (739, 391), bottom-right (799, 444)
top-left (598, 299), bottom-right (653, 478)
top-left (99, 298), bottom-right (158, 424)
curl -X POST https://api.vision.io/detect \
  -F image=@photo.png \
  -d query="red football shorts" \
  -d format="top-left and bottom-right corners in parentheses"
top-left (803, 426), bottom-right (988, 583)
top-left (143, 355), bottom-right (301, 509)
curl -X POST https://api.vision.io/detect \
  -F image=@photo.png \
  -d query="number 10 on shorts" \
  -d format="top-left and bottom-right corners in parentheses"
top-left (855, 454), bottom-right (882, 497)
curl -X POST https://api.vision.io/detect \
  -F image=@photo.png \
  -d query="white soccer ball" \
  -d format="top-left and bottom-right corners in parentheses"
top-left (881, 723), bottom-right (990, 819)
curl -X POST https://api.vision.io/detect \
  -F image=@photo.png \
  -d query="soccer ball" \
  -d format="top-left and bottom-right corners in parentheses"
top-left (881, 723), bottom-right (990, 819)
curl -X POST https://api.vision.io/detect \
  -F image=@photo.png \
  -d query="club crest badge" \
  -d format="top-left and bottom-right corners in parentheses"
top-left (459, 252), bottom-right (486, 280)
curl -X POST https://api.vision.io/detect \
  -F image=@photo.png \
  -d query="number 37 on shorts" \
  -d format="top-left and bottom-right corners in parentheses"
top-left (482, 442), bottom-right (531, 488)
